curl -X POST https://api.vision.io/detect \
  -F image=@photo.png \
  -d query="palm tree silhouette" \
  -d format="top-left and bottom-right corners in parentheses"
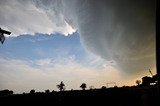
top-left (57, 81), bottom-right (65, 91)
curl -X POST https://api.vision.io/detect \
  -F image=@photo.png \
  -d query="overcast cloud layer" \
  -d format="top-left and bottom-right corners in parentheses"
top-left (0, 0), bottom-right (156, 75)
top-left (33, 0), bottom-right (156, 74)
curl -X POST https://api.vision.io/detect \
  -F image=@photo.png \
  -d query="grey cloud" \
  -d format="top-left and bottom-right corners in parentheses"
top-left (32, 0), bottom-right (157, 74)
top-left (33, 0), bottom-right (65, 26)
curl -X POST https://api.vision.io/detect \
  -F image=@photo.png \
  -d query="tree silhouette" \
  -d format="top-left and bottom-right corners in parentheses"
top-left (30, 89), bottom-right (35, 94)
top-left (80, 83), bottom-right (87, 90)
top-left (57, 81), bottom-right (65, 91)
top-left (136, 80), bottom-right (141, 86)
top-left (0, 89), bottom-right (13, 96)
top-left (101, 86), bottom-right (107, 89)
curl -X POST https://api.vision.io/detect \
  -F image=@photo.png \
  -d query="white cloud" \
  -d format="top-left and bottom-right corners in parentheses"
top-left (0, 0), bottom-right (75, 37)
top-left (34, 58), bottom-right (55, 66)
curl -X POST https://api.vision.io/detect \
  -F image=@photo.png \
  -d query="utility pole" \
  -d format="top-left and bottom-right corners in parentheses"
top-left (149, 69), bottom-right (153, 77)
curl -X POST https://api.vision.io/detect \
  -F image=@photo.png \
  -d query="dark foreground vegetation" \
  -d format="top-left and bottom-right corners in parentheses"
top-left (0, 73), bottom-right (158, 105)
top-left (0, 85), bottom-right (158, 106)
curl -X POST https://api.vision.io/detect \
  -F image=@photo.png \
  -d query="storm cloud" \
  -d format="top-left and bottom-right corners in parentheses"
top-left (33, 0), bottom-right (156, 74)
top-left (0, 0), bottom-right (156, 75)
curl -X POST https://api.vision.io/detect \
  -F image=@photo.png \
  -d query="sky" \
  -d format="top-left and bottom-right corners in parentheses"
top-left (0, 0), bottom-right (156, 93)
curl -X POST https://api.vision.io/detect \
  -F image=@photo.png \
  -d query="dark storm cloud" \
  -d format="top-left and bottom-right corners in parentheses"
top-left (35, 0), bottom-right (156, 74)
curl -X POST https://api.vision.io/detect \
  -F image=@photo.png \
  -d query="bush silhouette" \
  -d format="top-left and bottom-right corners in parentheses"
top-left (30, 89), bottom-right (35, 94)
top-left (45, 89), bottom-right (50, 93)
top-left (101, 86), bottom-right (107, 89)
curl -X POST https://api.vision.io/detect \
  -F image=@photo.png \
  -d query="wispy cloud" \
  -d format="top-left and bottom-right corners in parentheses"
top-left (0, 51), bottom-right (151, 93)
top-left (0, 54), bottom-right (129, 93)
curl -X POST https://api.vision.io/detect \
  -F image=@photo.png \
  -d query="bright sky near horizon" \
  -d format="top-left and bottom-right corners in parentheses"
top-left (0, 0), bottom-right (156, 93)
